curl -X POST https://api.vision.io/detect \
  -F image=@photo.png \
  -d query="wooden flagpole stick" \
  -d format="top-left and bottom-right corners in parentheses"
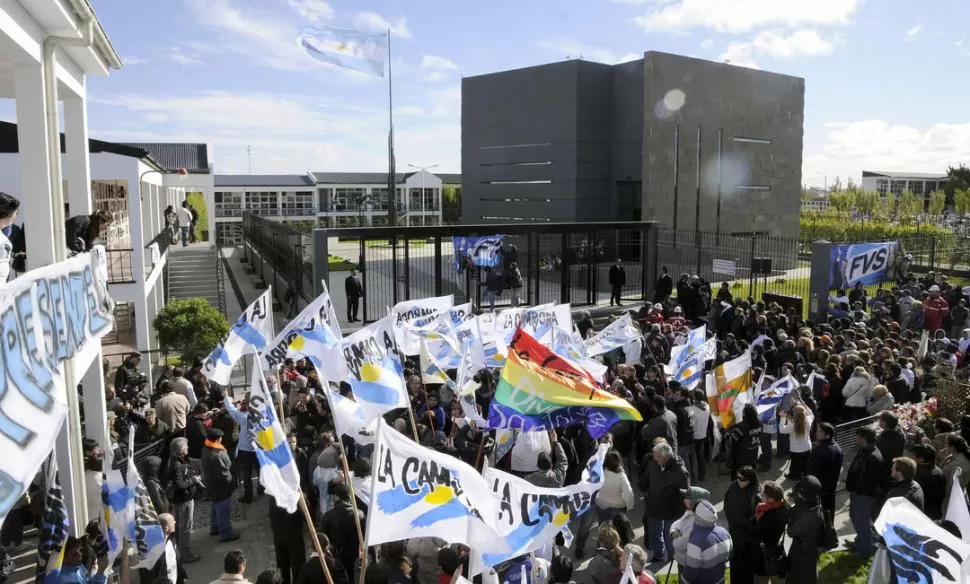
top-left (299, 492), bottom-right (336, 584)
top-left (333, 423), bottom-right (369, 584)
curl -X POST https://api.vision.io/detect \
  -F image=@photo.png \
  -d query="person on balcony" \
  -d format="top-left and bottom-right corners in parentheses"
top-left (65, 209), bottom-right (113, 253)
top-left (0, 192), bottom-right (20, 283)
top-left (178, 201), bottom-right (194, 247)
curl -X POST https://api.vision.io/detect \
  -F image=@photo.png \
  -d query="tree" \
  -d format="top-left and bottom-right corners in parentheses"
top-left (897, 189), bottom-right (921, 224)
top-left (154, 298), bottom-right (230, 362)
top-left (846, 176), bottom-right (857, 191)
top-left (945, 164), bottom-right (970, 206)
top-left (827, 190), bottom-right (855, 215)
top-left (801, 187), bottom-right (814, 201)
top-left (955, 187), bottom-right (970, 216)
top-left (854, 190), bottom-right (880, 218)
top-left (877, 192), bottom-right (896, 220)
top-left (442, 184), bottom-right (462, 224)
top-left (928, 190), bottom-right (947, 215)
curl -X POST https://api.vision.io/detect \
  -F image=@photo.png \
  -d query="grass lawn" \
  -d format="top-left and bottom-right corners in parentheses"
top-left (364, 239), bottom-right (429, 248)
top-left (655, 551), bottom-right (871, 583)
top-left (328, 255), bottom-right (357, 271)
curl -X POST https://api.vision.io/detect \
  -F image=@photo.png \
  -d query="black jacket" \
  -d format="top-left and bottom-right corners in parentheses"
top-left (805, 439), bottom-right (843, 494)
top-left (168, 455), bottom-right (202, 504)
top-left (185, 415), bottom-right (207, 459)
top-left (201, 443), bottom-right (235, 501)
top-left (845, 445), bottom-right (884, 497)
top-left (723, 483), bottom-right (759, 547)
top-left (876, 428), bottom-right (906, 480)
top-left (65, 214), bottom-right (105, 253)
top-left (609, 264), bottom-right (626, 288)
top-left (269, 499), bottom-right (306, 545)
top-left (655, 273), bottom-right (673, 301)
top-left (296, 555), bottom-right (350, 584)
top-left (671, 400), bottom-right (694, 448)
top-left (886, 479), bottom-right (925, 512)
top-left (345, 275), bottom-right (363, 299)
top-left (139, 456), bottom-right (170, 515)
top-left (751, 504), bottom-right (791, 576)
top-left (321, 500), bottom-right (365, 572)
top-left (638, 455), bottom-right (689, 521)
top-left (915, 463), bottom-right (947, 520)
top-left (140, 538), bottom-right (186, 584)
top-left (786, 503), bottom-right (823, 584)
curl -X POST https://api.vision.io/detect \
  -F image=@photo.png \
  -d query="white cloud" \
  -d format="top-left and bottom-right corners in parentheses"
top-left (121, 56), bottom-right (147, 65)
top-left (170, 49), bottom-right (203, 66)
top-left (90, 91), bottom-right (460, 174)
top-left (286, 0), bottom-right (334, 23)
top-left (536, 39), bottom-right (640, 64)
top-left (718, 29), bottom-right (842, 67)
top-left (805, 119), bottom-right (970, 186)
top-left (905, 23), bottom-right (922, 41)
top-left (632, 0), bottom-right (862, 33)
top-left (356, 12), bottom-right (411, 39)
top-left (700, 39), bottom-right (714, 49)
top-left (421, 55), bottom-right (458, 71)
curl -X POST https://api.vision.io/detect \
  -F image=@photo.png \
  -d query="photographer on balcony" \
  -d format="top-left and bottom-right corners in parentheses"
top-left (65, 209), bottom-right (113, 254)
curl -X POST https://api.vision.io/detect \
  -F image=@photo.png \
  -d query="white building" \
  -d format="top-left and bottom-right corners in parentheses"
top-left (861, 170), bottom-right (948, 206)
top-left (213, 171), bottom-right (461, 245)
top-left (1, 0), bottom-right (122, 534)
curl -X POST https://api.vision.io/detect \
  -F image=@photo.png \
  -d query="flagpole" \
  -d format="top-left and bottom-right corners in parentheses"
top-left (387, 28), bottom-right (397, 228)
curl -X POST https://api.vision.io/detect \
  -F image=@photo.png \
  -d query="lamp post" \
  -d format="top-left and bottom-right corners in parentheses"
top-left (408, 163), bottom-right (438, 226)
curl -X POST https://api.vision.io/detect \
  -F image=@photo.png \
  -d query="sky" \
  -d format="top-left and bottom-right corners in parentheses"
top-left (4, 0), bottom-right (970, 186)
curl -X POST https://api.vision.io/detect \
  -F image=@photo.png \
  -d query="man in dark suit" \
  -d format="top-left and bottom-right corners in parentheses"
top-left (608, 258), bottom-right (626, 306)
top-left (345, 270), bottom-right (363, 322)
top-left (655, 266), bottom-right (673, 303)
top-left (141, 513), bottom-right (187, 584)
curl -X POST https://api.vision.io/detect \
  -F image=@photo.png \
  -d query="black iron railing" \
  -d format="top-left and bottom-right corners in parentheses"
top-left (105, 248), bottom-right (135, 284)
top-left (241, 213), bottom-right (311, 306)
top-left (216, 246), bottom-right (227, 315)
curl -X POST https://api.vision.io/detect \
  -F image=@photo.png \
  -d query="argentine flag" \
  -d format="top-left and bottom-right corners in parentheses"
top-left (248, 361), bottom-right (302, 513)
top-left (298, 26), bottom-right (388, 77)
top-left (264, 289), bottom-right (346, 382)
top-left (204, 289), bottom-right (275, 385)
top-left (342, 317), bottom-right (409, 417)
top-left (755, 375), bottom-right (798, 431)
top-left (668, 325), bottom-right (707, 389)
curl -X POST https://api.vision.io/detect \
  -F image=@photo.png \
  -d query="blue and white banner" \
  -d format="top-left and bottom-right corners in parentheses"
top-left (0, 248), bottom-right (113, 528)
top-left (830, 241), bottom-right (899, 290)
top-left (248, 359), bottom-right (302, 513)
top-left (203, 289), bottom-right (274, 385)
top-left (453, 235), bottom-right (505, 270)
top-left (585, 313), bottom-right (641, 358)
top-left (391, 295), bottom-right (454, 355)
top-left (666, 325), bottom-right (708, 389)
top-left (298, 26), bottom-right (387, 77)
top-left (340, 317), bottom-right (409, 418)
top-left (478, 444), bottom-right (608, 568)
top-left (263, 288), bottom-right (346, 382)
top-left (755, 375), bottom-right (798, 432)
top-left (450, 302), bottom-right (475, 326)
top-left (365, 422), bottom-right (510, 565)
top-left (875, 496), bottom-right (970, 582)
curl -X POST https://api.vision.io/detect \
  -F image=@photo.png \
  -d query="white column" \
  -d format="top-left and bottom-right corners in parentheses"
top-left (81, 357), bottom-right (108, 448)
top-left (64, 93), bottom-right (93, 216)
top-left (129, 180), bottom-right (147, 281)
top-left (134, 296), bottom-right (153, 377)
top-left (14, 64), bottom-right (56, 266)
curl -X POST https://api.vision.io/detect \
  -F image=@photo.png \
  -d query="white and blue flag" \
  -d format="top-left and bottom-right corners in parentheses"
top-left (248, 359), bottom-right (302, 513)
top-left (262, 288), bottom-right (346, 382)
top-left (203, 289), bottom-right (274, 385)
top-left (298, 26), bottom-right (387, 77)
top-left (755, 375), bottom-right (798, 431)
top-left (875, 496), bottom-right (970, 582)
top-left (666, 325), bottom-right (708, 389)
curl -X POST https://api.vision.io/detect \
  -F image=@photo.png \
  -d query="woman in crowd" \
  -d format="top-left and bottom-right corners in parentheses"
top-left (724, 466), bottom-right (759, 584)
top-left (782, 405), bottom-right (813, 480)
top-left (752, 481), bottom-right (790, 584)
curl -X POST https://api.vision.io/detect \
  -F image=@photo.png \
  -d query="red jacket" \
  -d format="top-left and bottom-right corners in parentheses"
top-left (923, 296), bottom-right (950, 331)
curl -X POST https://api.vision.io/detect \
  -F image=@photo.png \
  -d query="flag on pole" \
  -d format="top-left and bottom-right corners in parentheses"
top-left (755, 375), bottom-right (798, 431)
top-left (945, 467), bottom-right (970, 543)
top-left (340, 317), bottom-right (410, 417)
top-left (298, 26), bottom-right (388, 77)
top-left (876, 496), bottom-right (970, 582)
top-left (247, 359), bottom-right (302, 513)
top-left (263, 288), bottom-right (346, 382)
top-left (584, 313), bottom-right (641, 357)
top-left (714, 352), bottom-right (752, 427)
top-left (667, 325), bottom-right (707, 389)
top-left (36, 456), bottom-right (69, 584)
top-left (203, 289), bottom-right (274, 385)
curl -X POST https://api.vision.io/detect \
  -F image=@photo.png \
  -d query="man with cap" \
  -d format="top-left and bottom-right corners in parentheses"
top-left (201, 428), bottom-right (239, 542)
top-left (669, 486), bottom-right (711, 573)
top-left (680, 499), bottom-right (731, 584)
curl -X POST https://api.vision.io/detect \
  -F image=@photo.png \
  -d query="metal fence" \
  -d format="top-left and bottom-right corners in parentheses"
top-left (312, 222), bottom-right (656, 324)
top-left (656, 227), bottom-right (808, 306)
top-left (241, 213), bottom-right (312, 303)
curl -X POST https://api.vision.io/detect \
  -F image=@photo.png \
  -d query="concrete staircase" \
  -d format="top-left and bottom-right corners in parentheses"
top-left (167, 244), bottom-right (222, 310)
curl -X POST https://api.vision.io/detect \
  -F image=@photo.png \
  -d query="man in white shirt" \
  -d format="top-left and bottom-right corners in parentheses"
top-left (177, 201), bottom-right (193, 247)
top-left (171, 367), bottom-right (198, 407)
top-left (153, 513), bottom-right (186, 584)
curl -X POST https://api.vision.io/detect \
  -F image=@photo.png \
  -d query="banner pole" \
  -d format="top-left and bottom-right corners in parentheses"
top-left (299, 493), bottom-right (336, 584)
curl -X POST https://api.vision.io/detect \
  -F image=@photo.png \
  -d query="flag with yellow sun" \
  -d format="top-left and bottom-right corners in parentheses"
top-left (247, 360), bottom-right (301, 513)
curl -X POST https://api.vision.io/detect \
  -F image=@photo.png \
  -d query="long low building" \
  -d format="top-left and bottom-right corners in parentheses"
top-left (213, 171), bottom-right (461, 245)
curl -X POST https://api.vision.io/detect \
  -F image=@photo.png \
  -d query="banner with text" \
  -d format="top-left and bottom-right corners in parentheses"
top-left (391, 295), bottom-right (454, 355)
top-left (0, 248), bottom-right (114, 527)
top-left (203, 289), bottom-right (274, 385)
top-left (341, 317), bottom-right (409, 419)
top-left (453, 235), bottom-right (505, 271)
top-left (829, 241), bottom-right (899, 290)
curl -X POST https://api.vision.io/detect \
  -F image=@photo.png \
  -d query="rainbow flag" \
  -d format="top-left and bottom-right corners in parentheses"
top-left (714, 352), bottom-right (752, 428)
top-left (487, 329), bottom-right (641, 438)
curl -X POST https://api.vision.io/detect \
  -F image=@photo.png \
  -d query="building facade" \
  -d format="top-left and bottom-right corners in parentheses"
top-left (212, 170), bottom-right (460, 245)
top-left (461, 52), bottom-right (805, 237)
top-left (861, 170), bottom-right (948, 208)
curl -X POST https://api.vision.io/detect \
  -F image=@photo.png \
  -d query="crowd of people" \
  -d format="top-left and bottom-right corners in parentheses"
top-left (5, 249), bottom-right (970, 584)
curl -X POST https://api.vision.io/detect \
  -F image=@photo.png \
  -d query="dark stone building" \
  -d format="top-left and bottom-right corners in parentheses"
top-left (461, 51), bottom-right (804, 237)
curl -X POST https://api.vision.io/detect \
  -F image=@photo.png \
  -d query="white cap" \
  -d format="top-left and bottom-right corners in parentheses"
top-left (930, 285), bottom-right (940, 292)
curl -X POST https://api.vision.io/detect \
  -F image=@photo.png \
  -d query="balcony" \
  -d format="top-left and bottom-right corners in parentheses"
top-left (244, 207), bottom-right (281, 217)
top-left (281, 206), bottom-right (318, 217)
top-left (215, 206), bottom-right (245, 217)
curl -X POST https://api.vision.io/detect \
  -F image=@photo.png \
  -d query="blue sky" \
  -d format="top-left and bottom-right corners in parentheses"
top-left (5, 0), bottom-right (970, 186)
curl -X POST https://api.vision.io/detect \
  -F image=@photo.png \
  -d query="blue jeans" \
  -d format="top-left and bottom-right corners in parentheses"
top-left (210, 498), bottom-right (233, 539)
top-left (180, 226), bottom-right (189, 246)
top-left (646, 517), bottom-right (674, 561)
top-left (849, 493), bottom-right (874, 556)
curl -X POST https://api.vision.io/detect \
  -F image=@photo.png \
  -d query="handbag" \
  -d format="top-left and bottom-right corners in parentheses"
top-left (760, 539), bottom-right (790, 577)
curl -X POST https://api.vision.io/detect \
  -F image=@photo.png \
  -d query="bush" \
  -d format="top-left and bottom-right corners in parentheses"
top-left (153, 298), bottom-right (229, 362)
top-left (799, 215), bottom-right (951, 241)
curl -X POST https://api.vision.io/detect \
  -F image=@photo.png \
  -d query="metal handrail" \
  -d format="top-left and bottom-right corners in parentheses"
top-left (216, 246), bottom-right (227, 315)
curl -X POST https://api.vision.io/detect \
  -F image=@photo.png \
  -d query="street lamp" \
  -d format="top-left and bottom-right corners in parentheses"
top-left (408, 163), bottom-right (438, 226)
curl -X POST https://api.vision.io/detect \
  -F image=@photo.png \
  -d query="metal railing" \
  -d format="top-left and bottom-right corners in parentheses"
top-left (312, 221), bottom-right (658, 323)
top-left (105, 248), bottom-right (135, 283)
top-left (242, 213), bottom-right (311, 304)
top-left (216, 246), bottom-right (228, 315)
